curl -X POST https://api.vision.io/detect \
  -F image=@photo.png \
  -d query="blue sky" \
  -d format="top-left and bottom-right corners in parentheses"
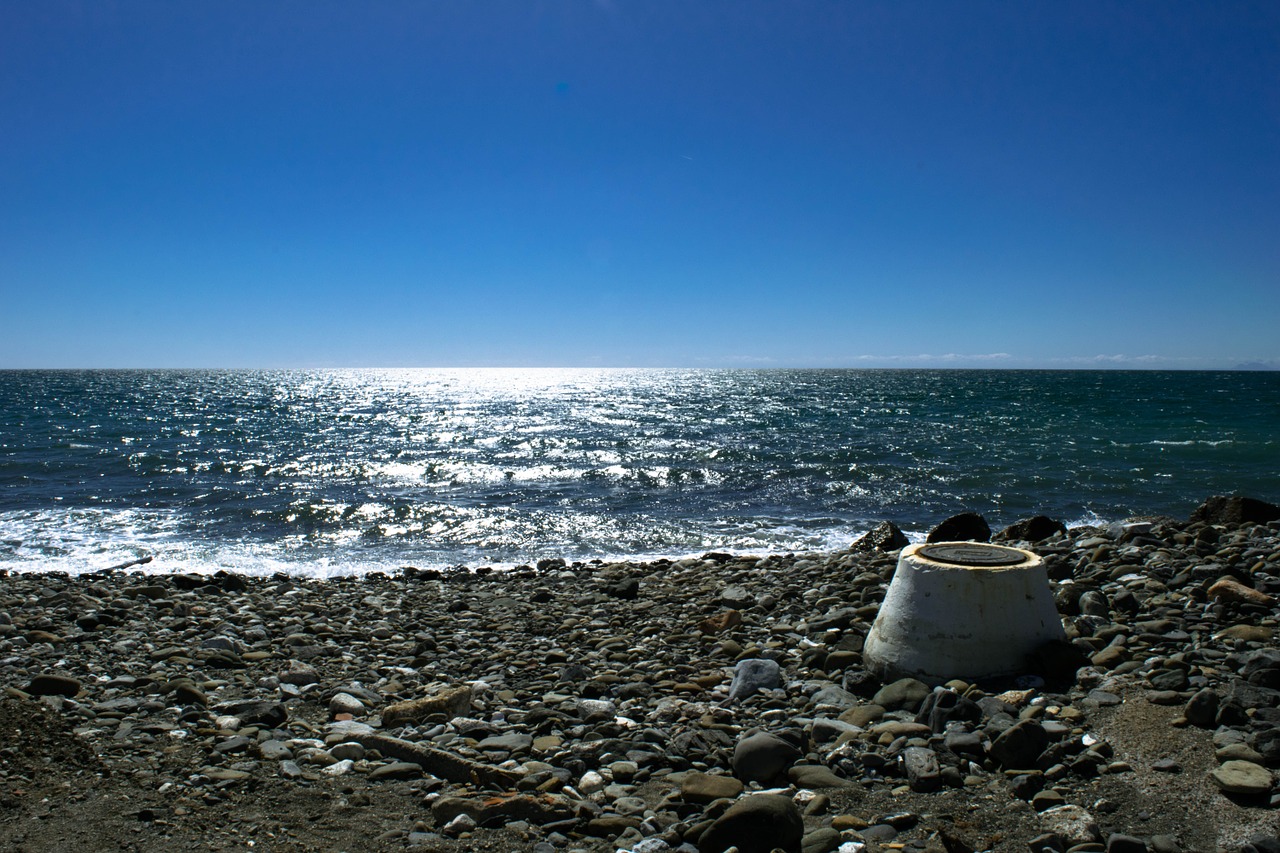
top-left (2, 1), bottom-right (1277, 369)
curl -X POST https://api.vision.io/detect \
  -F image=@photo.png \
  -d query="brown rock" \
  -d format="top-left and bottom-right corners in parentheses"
top-left (430, 793), bottom-right (574, 826)
top-left (381, 685), bottom-right (472, 725)
top-left (1216, 625), bottom-right (1273, 642)
top-left (680, 771), bottom-right (745, 803)
top-left (698, 610), bottom-right (743, 634)
top-left (1208, 578), bottom-right (1273, 607)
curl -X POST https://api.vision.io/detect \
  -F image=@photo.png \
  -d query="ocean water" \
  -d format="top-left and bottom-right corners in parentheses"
top-left (0, 369), bottom-right (1275, 577)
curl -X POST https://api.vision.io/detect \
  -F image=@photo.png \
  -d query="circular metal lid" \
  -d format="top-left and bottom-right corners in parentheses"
top-left (917, 542), bottom-right (1029, 567)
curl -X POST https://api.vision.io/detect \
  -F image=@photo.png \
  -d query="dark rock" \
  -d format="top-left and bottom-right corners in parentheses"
top-left (1031, 641), bottom-right (1091, 684)
top-left (850, 521), bottom-right (910, 552)
top-left (989, 720), bottom-right (1049, 770)
top-left (787, 764), bottom-right (854, 789)
top-left (732, 731), bottom-right (800, 784)
top-left (1079, 591), bottom-right (1110, 617)
top-left (680, 771), bottom-right (745, 803)
top-left (26, 674), bottom-right (82, 697)
top-left (872, 677), bottom-right (931, 711)
top-left (604, 577), bottom-right (639, 600)
top-left (214, 700), bottom-right (289, 728)
top-left (927, 512), bottom-right (992, 543)
top-left (1250, 726), bottom-right (1280, 764)
top-left (696, 794), bottom-right (803, 853)
top-left (902, 746), bottom-right (941, 792)
top-left (368, 761), bottom-right (424, 781)
top-left (1241, 838), bottom-right (1280, 853)
top-left (1106, 835), bottom-right (1148, 853)
top-left (1190, 495), bottom-right (1280, 526)
top-left (801, 827), bottom-right (843, 853)
top-left (1029, 832), bottom-right (1067, 853)
top-left (1008, 773), bottom-right (1043, 801)
top-left (997, 516), bottom-right (1068, 542)
top-left (1184, 688), bottom-right (1219, 727)
top-left (917, 688), bottom-right (981, 732)
top-left (943, 730), bottom-right (984, 757)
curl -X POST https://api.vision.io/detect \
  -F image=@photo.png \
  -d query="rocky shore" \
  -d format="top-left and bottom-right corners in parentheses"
top-left (2, 495), bottom-right (1279, 853)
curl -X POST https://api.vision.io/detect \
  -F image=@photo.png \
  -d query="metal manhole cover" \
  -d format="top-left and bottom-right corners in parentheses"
top-left (918, 543), bottom-right (1028, 567)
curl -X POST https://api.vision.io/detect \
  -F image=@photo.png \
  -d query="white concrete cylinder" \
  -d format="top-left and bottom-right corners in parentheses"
top-left (862, 541), bottom-right (1065, 683)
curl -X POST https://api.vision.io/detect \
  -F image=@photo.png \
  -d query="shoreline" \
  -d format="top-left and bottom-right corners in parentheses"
top-left (2, 497), bottom-right (1279, 852)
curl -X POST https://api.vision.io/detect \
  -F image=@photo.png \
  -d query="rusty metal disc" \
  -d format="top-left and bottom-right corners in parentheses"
top-left (917, 542), bottom-right (1029, 567)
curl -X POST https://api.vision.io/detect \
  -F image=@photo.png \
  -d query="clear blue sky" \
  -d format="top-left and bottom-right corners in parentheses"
top-left (2, 1), bottom-right (1277, 369)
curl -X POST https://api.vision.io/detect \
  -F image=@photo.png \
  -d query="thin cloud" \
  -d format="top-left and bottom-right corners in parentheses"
top-left (850, 353), bottom-right (1013, 364)
top-left (1050, 354), bottom-right (1191, 365)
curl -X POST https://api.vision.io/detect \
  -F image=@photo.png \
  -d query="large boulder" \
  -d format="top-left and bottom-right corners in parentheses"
top-left (732, 731), bottom-right (801, 783)
top-left (850, 521), bottom-right (910, 552)
top-left (726, 658), bottom-right (783, 703)
top-left (926, 512), bottom-right (992, 543)
top-left (995, 515), bottom-right (1068, 542)
top-left (1190, 495), bottom-right (1280, 526)
top-left (697, 794), bottom-right (803, 853)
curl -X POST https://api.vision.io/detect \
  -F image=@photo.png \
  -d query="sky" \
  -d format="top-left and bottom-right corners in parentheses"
top-left (1, 1), bottom-right (1277, 369)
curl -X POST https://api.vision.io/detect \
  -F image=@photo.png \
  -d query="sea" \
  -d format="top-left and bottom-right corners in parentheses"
top-left (0, 369), bottom-right (1275, 577)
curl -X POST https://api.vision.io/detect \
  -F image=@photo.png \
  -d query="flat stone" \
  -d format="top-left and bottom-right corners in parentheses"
top-left (369, 761), bottom-right (424, 781)
top-left (382, 686), bottom-right (473, 726)
top-left (787, 764), bottom-right (855, 789)
top-left (872, 678), bottom-right (931, 711)
top-left (1217, 625), bottom-right (1274, 642)
top-left (1208, 578), bottom-right (1273, 607)
top-left (1039, 804), bottom-right (1101, 846)
top-left (1211, 760), bottom-right (1274, 795)
top-left (200, 767), bottom-right (251, 782)
top-left (431, 793), bottom-right (575, 827)
top-left (838, 703), bottom-right (885, 727)
top-left (680, 771), bottom-right (744, 803)
top-left (474, 732), bottom-right (533, 753)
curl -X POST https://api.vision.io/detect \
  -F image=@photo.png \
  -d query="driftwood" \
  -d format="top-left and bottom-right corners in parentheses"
top-left (106, 556), bottom-right (153, 571)
top-left (357, 733), bottom-right (520, 789)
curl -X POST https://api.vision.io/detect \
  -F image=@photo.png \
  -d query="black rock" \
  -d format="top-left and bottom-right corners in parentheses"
top-left (604, 577), bottom-right (639, 600)
top-left (1010, 773), bottom-right (1044, 800)
top-left (1240, 838), bottom-right (1280, 853)
top-left (26, 674), bottom-right (82, 697)
top-left (1107, 834), bottom-right (1148, 853)
top-left (927, 512), bottom-right (992, 543)
top-left (850, 521), bottom-right (910, 552)
top-left (1029, 832), bottom-right (1067, 853)
top-left (1190, 495), bottom-right (1280, 526)
top-left (1249, 726), bottom-right (1280, 764)
top-left (732, 731), bottom-right (801, 784)
top-left (989, 720), bottom-right (1049, 771)
top-left (917, 688), bottom-right (981, 732)
top-left (696, 794), bottom-right (803, 853)
top-left (213, 700), bottom-right (288, 728)
top-left (1031, 641), bottom-right (1091, 684)
top-left (996, 516), bottom-right (1068, 542)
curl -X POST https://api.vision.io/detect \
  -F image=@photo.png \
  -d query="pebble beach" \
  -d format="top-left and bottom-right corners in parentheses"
top-left (3, 495), bottom-right (1280, 853)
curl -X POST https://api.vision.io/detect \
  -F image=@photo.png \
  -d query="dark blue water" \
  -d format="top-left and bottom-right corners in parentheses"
top-left (1, 369), bottom-right (1275, 576)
